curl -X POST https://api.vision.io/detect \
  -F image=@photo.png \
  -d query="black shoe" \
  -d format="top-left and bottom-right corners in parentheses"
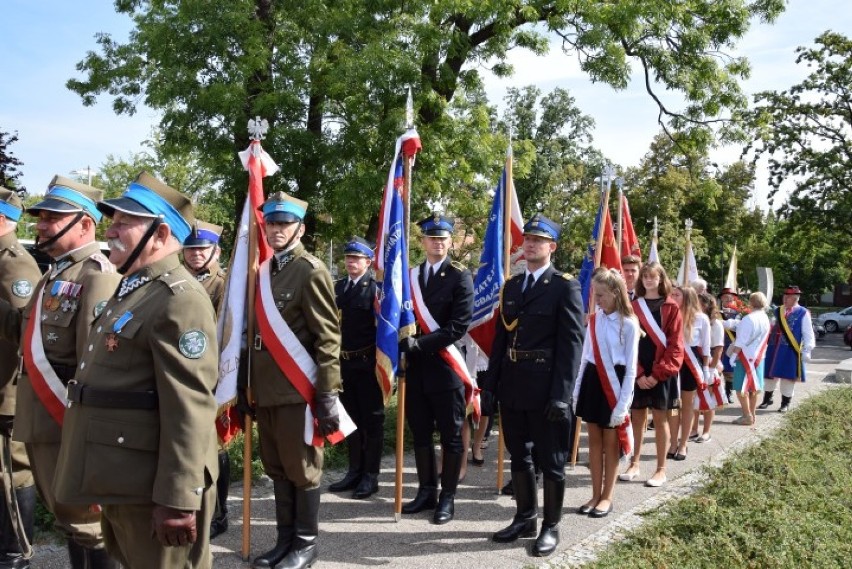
top-left (401, 486), bottom-right (437, 514)
top-left (328, 470), bottom-right (362, 492)
top-left (432, 491), bottom-right (455, 525)
top-left (589, 504), bottom-right (613, 518)
top-left (532, 525), bottom-right (559, 557)
top-left (577, 504), bottom-right (594, 515)
top-left (779, 395), bottom-right (792, 413)
top-left (277, 543), bottom-right (317, 569)
top-left (352, 473), bottom-right (379, 499)
top-left (757, 391), bottom-right (774, 410)
top-left (501, 479), bottom-right (514, 496)
top-left (532, 478), bottom-right (564, 557)
top-left (493, 469), bottom-right (538, 542)
top-left (0, 486), bottom-right (35, 569)
top-left (210, 514), bottom-right (229, 539)
top-left (492, 517), bottom-right (537, 542)
top-left (470, 454), bottom-right (485, 466)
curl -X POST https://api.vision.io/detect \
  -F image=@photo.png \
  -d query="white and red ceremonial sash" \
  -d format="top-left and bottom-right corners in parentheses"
top-left (635, 298), bottom-right (667, 352)
top-left (686, 346), bottom-right (725, 411)
top-left (589, 314), bottom-right (633, 457)
top-left (21, 280), bottom-right (67, 425)
top-left (410, 267), bottom-right (480, 422)
top-left (737, 334), bottom-right (769, 394)
top-left (255, 260), bottom-right (356, 446)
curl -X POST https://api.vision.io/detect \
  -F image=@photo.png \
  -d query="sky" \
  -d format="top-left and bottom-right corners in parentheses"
top-left (2, 1), bottom-right (851, 208)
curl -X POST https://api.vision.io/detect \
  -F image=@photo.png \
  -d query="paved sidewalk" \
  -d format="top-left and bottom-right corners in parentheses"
top-left (33, 334), bottom-right (850, 567)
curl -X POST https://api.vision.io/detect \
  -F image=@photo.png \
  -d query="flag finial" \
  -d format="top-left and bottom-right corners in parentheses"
top-left (685, 218), bottom-right (693, 238)
top-left (248, 117), bottom-right (269, 141)
top-left (405, 88), bottom-right (414, 130)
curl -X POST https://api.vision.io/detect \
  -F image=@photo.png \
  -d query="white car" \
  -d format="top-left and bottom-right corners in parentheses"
top-left (817, 306), bottom-right (852, 333)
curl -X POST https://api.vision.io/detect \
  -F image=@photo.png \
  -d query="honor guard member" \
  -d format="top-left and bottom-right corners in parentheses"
top-left (761, 285), bottom-right (815, 412)
top-left (182, 221), bottom-right (230, 539)
top-left (0, 188), bottom-right (40, 569)
top-left (238, 192), bottom-right (342, 569)
top-left (328, 237), bottom-right (383, 499)
top-left (53, 172), bottom-right (220, 569)
top-left (0, 177), bottom-right (122, 569)
top-left (481, 214), bottom-right (584, 557)
top-left (399, 214), bottom-right (474, 525)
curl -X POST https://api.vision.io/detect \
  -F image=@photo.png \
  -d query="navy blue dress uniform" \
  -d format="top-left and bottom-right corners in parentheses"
top-left (328, 237), bottom-right (384, 499)
top-left (399, 215), bottom-right (474, 524)
top-left (482, 214), bottom-right (584, 557)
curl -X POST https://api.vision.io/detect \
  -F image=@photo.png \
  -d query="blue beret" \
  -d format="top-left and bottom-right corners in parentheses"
top-left (523, 213), bottom-right (560, 240)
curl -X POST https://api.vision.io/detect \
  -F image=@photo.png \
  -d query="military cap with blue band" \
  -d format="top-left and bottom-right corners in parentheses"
top-left (27, 175), bottom-right (104, 223)
top-left (184, 221), bottom-right (223, 248)
top-left (417, 213), bottom-right (454, 237)
top-left (0, 187), bottom-right (23, 222)
top-left (97, 172), bottom-right (195, 243)
top-left (259, 191), bottom-right (308, 223)
top-left (343, 236), bottom-right (374, 259)
top-left (523, 213), bottom-right (560, 240)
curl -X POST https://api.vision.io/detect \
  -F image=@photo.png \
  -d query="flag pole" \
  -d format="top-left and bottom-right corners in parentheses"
top-left (682, 219), bottom-right (692, 286)
top-left (615, 177), bottom-right (624, 258)
top-left (496, 141), bottom-right (513, 493)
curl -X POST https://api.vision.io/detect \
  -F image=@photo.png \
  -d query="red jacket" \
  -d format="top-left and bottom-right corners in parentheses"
top-left (634, 296), bottom-right (684, 381)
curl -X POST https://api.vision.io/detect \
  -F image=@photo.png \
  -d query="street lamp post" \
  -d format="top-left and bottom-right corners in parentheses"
top-left (70, 166), bottom-right (97, 185)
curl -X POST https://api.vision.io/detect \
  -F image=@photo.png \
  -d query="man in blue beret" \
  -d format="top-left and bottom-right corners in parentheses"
top-left (482, 213), bottom-right (584, 557)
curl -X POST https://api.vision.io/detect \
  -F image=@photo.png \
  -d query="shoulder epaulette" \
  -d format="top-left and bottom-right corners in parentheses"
top-left (560, 273), bottom-right (574, 280)
top-left (300, 252), bottom-right (322, 269)
top-left (88, 253), bottom-right (116, 273)
top-left (450, 260), bottom-right (466, 271)
top-left (158, 271), bottom-right (193, 295)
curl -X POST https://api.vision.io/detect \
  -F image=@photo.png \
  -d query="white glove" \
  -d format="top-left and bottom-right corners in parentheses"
top-left (571, 398), bottom-right (578, 416)
top-left (803, 350), bottom-right (812, 361)
top-left (702, 367), bottom-right (713, 388)
top-left (608, 409), bottom-right (628, 428)
top-left (729, 354), bottom-right (738, 368)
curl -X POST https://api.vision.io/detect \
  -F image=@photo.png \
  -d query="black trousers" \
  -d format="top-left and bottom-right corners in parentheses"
top-left (340, 365), bottom-right (385, 440)
top-left (405, 384), bottom-right (465, 454)
top-left (502, 407), bottom-right (572, 481)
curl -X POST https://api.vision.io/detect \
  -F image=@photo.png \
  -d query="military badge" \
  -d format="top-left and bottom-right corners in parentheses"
top-left (46, 332), bottom-right (59, 344)
top-left (179, 329), bottom-right (208, 359)
top-left (12, 280), bottom-right (33, 298)
top-left (94, 300), bottom-right (107, 318)
top-left (106, 334), bottom-right (120, 352)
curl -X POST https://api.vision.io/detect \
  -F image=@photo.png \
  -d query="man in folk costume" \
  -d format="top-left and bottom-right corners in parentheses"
top-left (182, 221), bottom-right (231, 539)
top-left (399, 214), bottom-right (474, 525)
top-left (0, 187), bottom-right (41, 569)
top-left (240, 192), bottom-right (344, 569)
top-left (0, 177), bottom-right (121, 568)
top-left (328, 237), bottom-right (383, 500)
top-left (482, 214), bottom-right (584, 557)
top-left (53, 172), bottom-right (220, 568)
top-left (761, 286), bottom-right (815, 413)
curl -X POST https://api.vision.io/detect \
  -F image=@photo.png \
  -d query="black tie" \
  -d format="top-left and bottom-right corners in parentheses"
top-left (427, 266), bottom-right (436, 288)
top-left (344, 280), bottom-right (354, 293)
top-left (523, 273), bottom-right (535, 297)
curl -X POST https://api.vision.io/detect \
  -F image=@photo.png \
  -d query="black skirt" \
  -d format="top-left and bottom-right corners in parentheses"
top-left (679, 346), bottom-right (701, 392)
top-left (577, 363), bottom-right (626, 428)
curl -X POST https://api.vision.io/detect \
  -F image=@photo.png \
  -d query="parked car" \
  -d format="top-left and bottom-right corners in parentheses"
top-left (21, 239), bottom-right (111, 274)
top-left (813, 320), bottom-right (826, 340)
top-left (816, 307), bottom-right (852, 333)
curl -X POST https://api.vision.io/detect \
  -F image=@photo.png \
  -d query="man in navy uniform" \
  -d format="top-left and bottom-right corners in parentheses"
top-left (328, 237), bottom-right (383, 499)
top-left (482, 214), bottom-right (584, 557)
top-left (399, 214), bottom-right (473, 525)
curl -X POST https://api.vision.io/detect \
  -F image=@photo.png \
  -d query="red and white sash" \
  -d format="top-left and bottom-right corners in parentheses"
top-left (21, 280), bottom-right (67, 426)
top-left (589, 314), bottom-right (633, 457)
top-left (685, 346), bottom-right (726, 411)
top-left (737, 334), bottom-right (769, 394)
top-left (634, 298), bottom-right (679, 400)
top-left (410, 267), bottom-right (480, 422)
top-left (255, 260), bottom-right (356, 446)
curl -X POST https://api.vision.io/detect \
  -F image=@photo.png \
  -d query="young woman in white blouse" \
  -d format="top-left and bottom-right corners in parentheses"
top-left (690, 292), bottom-right (724, 442)
top-left (573, 270), bottom-right (639, 518)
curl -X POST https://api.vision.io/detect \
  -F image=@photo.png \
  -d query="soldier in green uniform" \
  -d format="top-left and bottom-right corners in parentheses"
top-left (53, 172), bottom-right (220, 569)
top-left (0, 177), bottom-right (121, 569)
top-left (0, 187), bottom-right (40, 569)
top-left (238, 192), bottom-right (342, 569)
top-left (182, 221), bottom-right (231, 539)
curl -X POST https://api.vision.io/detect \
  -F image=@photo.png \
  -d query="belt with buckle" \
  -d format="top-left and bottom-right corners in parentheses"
top-left (341, 345), bottom-right (375, 361)
top-left (506, 348), bottom-right (552, 362)
top-left (66, 381), bottom-right (158, 410)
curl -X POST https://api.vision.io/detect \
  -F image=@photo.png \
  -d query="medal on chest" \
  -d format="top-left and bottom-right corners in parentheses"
top-left (106, 311), bottom-right (134, 352)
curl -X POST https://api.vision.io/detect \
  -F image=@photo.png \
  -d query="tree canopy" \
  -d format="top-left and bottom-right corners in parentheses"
top-left (0, 128), bottom-right (26, 194)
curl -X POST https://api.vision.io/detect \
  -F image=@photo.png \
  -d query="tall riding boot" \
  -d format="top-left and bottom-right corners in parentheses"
top-left (493, 469), bottom-right (538, 542)
top-left (353, 433), bottom-right (383, 499)
top-left (278, 487), bottom-right (320, 569)
top-left (401, 446), bottom-right (437, 514)
top-left (0, 485), bottom-right (35, 569)
top-left (69, 541), bottom-right (120, 569)
top-left (252, 480), bottom-right (295, 569)
top-left (210, 449), bottom-right (230, 538)
top-left (757, 391), bottom-right (774, 410)
top-left (779, 395), bottom-right (792, 413)
top-left (68, 540), bottom-right (86, 569)
top-left (433, 451), bottom-right (462, 524)
top-left (328, 431), bottom-right (363, 492)
top-left (532, 478), bottom-right (564, 557)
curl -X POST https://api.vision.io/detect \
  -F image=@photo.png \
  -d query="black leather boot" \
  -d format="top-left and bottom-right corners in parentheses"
top-left (779, 395), bottom-right (792, 413)
top-left (433, 451), bottom-right (462, 525)
top-left (757, 391), bottom-right (774, 410)
top-left (401, 447), bottom-right (437, 514)
top-left (532, 478), bottom-right (564, 557)
top-left (493, 469), bottom-right (538, 542)
top-left (68, 540), bottom-right (86, 569)
top-left (210, 449), bottom-right (230, 538)
top-left (277, 487), bottom-right (320, 569)
top-left (329, 431), bottom-right (363, 492)
top-left (353, 433), bottom-right (383, 499)
top-left (352, 473), bottom-right (379, 500)
top-left (0, 485), bottom-right (35, 569)
top-left (69, 541), bottom-right (120, 569)
top-left (252, 480), bottom-right (295, 569)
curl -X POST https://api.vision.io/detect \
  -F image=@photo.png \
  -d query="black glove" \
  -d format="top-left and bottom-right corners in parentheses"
top-left (314, 392), bottom-right (340, 437)
top-left (151, 505), bottom-right (197, 547)
top-left (235, 387), bottom-right (255, 429)
top-left (398, 336), bottom-right (420, 353)
top-left (0, 415), bottom-right (13, 438)
top-left (544, 399), bottom-right (570, 422)
top-left (480, 390), bottom-right (495, 417)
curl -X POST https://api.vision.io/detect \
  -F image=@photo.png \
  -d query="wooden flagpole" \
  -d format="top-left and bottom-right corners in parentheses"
top-left (682, 219), bottom-right (693, 286)
top-left (615, 177), bottom-right (624, 258)
top-left (496, 142), bottom-right (513, 493)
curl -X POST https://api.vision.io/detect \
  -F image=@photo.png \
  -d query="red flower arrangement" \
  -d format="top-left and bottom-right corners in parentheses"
top-left (723, 296), bottom-right (751, 317)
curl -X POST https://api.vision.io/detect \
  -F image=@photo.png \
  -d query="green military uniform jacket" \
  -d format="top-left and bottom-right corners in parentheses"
top-left (0, 232), bottom-right (41, 418)
top-left (251, 243), bottom-right (341, 406)
top-left (0, 241), bottom-right (121, 443)
top-left (53, 253), bottom-right (219, 510)
top-left (190, 260), bottom-right (226, 313)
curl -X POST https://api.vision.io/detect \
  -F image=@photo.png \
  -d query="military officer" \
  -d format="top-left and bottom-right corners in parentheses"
top-left (0, 187), bottom-right (40, 569)
top-left (761, 285), bottom-right (815, 412)
top-left (0, 177), bottom-right (122, 569)
top-left (399, 214), bottom-right (474, 525)
top-left (182, 221), bottom-right (231, 538)
top-left (53, 172), bottom-right (220, 569)
top-left (481, 214), bottom-right (584, 557)
top-left (328, 237), bottom-right (383, 499)
top-left (239, 192), bottom-right (342, 569)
